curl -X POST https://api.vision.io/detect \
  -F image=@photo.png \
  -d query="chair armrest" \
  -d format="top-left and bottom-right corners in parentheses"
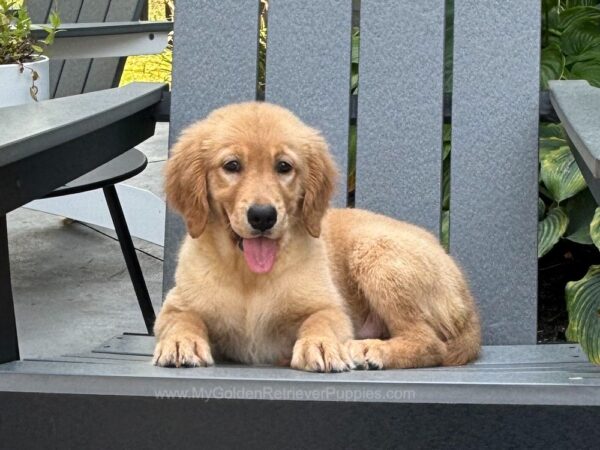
top-left (31, 21), bottom-right (173, 38)
top-left (0, 83), bottom-right (168, 214)
top-left (31, 21), bottom-right (173, 60)
top-left (549, 80), bottom-right (600, 179)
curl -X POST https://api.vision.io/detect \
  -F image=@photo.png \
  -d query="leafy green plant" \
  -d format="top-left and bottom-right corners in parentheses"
top-left (541, 0), bottom-right (600, 88)
top-left (0, 0), bottom-right (60, 99)
top-left (538, 0), bottom-right (600, 363)
top-left (565, 265), bottom-right (600, 362)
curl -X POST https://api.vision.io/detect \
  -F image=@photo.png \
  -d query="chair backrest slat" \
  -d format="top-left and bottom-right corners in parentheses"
top-left (29, 0), bottom-right (83, 97)
top-left (355, 0), bottom-right (445, 235)
top-left (450, 0), bottom-right (540, 344)
top-left (53, 0), bottom-right (111, 98)
top-left (163, 0), bottom-right (259, 291)
top-left (83, 0), bottom-right (145, 93)
top-left (27, 0), bottom-right (53, 24)
top-left (265, 0), bottom-right (352, 207)
top-left (30, 0), bottom-right (142, 98)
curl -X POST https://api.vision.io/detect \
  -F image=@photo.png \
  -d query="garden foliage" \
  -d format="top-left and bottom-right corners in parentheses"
top-left (538, 0), bottom-right (600, 362)
top-left (0, 0), bottom-right (60, 100)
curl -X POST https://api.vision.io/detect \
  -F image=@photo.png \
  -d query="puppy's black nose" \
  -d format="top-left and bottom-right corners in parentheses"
top-left (247, 204), bottom-right (277, 232)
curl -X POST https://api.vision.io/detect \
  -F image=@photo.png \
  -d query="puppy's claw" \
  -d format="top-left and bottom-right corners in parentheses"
top-left (346, 339), bottom-right (385, 370)
top-left (291, 337), bottom-right (351, 373)
top-left (367, 361), bottom-right (383, 370)
top-left (153, 335), bottom-right (214, 368)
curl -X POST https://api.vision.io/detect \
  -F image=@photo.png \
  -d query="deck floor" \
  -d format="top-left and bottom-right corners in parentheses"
top-left (7, 123), bottom-right (169, 359)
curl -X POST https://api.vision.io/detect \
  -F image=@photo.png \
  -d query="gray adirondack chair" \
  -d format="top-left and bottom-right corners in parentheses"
top-left (0, 0), bottom-right (599, 447)
top-left (26, 0), bottom-right (167, 244)
top-left (24, 0), bottom-right (170, 332)
top-left (27, 0), bottom-right (144, 97)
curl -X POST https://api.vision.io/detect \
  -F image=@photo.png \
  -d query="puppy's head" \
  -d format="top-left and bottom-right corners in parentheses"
top-left (165, 102), bottom-right (337, 273)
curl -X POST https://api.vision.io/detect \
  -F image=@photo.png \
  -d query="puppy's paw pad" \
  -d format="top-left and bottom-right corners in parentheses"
top-left (153, 335), bottom-right (214, 368)
top-left (346, 339), bottom-right (384, 370)
top-left (291, 337), bottom-right (352, 373)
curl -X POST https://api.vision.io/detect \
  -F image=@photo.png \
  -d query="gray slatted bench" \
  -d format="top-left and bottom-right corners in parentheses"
top-left (0, 0), bottom-right (599, 447)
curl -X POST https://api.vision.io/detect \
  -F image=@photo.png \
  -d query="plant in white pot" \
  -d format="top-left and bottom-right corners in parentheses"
top-left (0, 0), bottom-right (60, 107)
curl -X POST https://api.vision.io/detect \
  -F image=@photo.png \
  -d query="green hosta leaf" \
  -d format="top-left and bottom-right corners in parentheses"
top-left (442, 157), bottom-right (450, 210)
top-left (564, 188), bottom-right (597, 244)
top-left (570, 61), bottom-right (600, 87)
top-left (591, 207), bottom-right (600, 250)
top-left (565, 48), bottom-right (600, 64)
top-left (443, 141), bottom-right (451, 161)
top-left (347, 124), bottom-right (356, 193)
top-left (443, 123), bottom-right (451, 142)
top-left (350, 72), bottom-right (358, 94)
top-left (540, 140), bottom-right (568, 161)
top-left (540, 145), bottom-right (587, 202)
top-left (563, 0), bottom-right (600, 7)
top-left (539, 140), bottom-right (568, 162)
top-left (440, 210), bottom-right (449, 252)
top-left (443, 124), bottom-right (451, 160)
top-left (543, 3), bottom-right (560, 32)
top-left (560, 19), bottom-right (600, 56)
top-left (538, 197), bottom-right (546, 220)
top-left (559, 6), bottom-right (600, 31)
top-left (541, 44), bottom-right (565, 88)
top-left (565, 265), bottom-right (600, 364)
top-left (539, 185), bottom-right (556, 203)
top-left (351, 27), bottom-right (359, 64)
top-left (562, 66), bottom-right (576, 80)
top-left (539, 123), bottom-right (568, 160)
top-left (538, 207), bottom-right (569, 257)
top-left (539, 122), bottom-right (566, 140)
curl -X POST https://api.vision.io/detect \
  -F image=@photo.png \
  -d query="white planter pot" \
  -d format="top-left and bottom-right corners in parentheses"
top-left (0, 56), bottom-right (50, 108)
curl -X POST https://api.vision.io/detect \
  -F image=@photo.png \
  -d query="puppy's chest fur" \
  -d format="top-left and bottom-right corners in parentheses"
top-left (205, 287), bottom-right (296, 365)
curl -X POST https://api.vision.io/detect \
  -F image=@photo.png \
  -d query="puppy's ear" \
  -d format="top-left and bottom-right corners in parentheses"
top-left (164, 122), bottom-right (210, 238)
top-left (302, 133), bottom-right (338, 237)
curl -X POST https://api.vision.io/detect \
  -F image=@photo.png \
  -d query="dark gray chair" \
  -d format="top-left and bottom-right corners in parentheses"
top-left (27, 0), bottom-right (162, 333)
top-left (0, 0), bottom-right (599, 447)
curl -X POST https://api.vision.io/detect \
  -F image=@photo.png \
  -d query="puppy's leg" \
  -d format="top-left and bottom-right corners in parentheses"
top-left (345, 238), bottom-right (477, 369)
top-left (291, 307), bottom-right (354, 373)
top-left (153, 290), bottom-right (213, 368)
top-left (347, 321), bottom-right (447, 369)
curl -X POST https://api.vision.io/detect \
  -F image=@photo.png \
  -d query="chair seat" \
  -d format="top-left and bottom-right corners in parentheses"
top-left (44, 148), bottom-right (148, 198)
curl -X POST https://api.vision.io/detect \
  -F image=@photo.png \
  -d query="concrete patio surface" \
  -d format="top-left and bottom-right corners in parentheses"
top-left (6, 123), bottom-right (170, 359)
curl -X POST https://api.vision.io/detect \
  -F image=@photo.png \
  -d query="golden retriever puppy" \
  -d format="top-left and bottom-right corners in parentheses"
top-left (153, 102), bottom-right (480, 372)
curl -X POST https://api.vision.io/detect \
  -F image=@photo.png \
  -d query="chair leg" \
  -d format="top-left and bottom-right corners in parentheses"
top-left (0, 215), bottom-right (19, 363)
top-left (103, 185), bottom-right (156, 334)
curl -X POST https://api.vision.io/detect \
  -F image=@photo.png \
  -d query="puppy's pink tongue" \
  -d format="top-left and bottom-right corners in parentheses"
top-left (242, 237), bottom-right (278, 273)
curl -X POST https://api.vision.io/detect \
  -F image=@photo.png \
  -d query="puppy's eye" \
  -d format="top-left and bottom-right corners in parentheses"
top-left (275, 161), bottom-right (293, 174)
top-left (223, 160), bottom-right (241, 173)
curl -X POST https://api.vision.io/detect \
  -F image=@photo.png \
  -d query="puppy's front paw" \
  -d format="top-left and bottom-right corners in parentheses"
top-left (346, 339), bottom-right (385, 370)
top-left (346, 339), bottom-right (384, 370)
top-left (291, 337), bottom-right (354, 373)
top-left (153, 334), bottom-right (214, 368)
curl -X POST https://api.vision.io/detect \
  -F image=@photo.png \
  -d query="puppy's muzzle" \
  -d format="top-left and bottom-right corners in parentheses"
top-left (247, 204), bottom-right (277, 232)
